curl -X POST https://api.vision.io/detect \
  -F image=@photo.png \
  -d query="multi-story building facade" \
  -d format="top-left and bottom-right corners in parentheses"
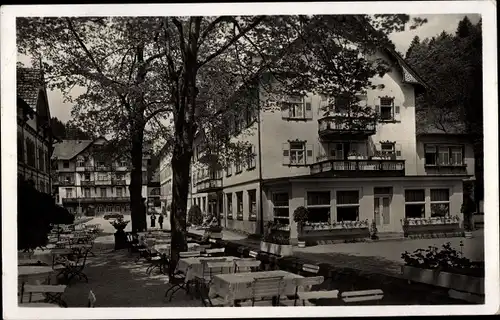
top-left (158, 46), bottom-right (474, 242)
top-left (52, 137), bottom-right (149, 215)
top-left (147, 168), bottom-right (162, 214)
top-left (159, 152), bottom-right (193, 214)
top-left (17, 67), bottom-right (54, 194)
top-left (186, 46), bottom-right (474, 242)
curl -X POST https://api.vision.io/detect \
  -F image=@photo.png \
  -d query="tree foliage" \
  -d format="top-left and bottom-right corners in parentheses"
top-left (50, 116), bottom-right (94, 140)
top-left (17, 14), bottom-right (422, 276)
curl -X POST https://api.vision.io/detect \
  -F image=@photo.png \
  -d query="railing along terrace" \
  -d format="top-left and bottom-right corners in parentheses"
top-left (196, 178), bottom-right (223, 191)
top-left (310, 158), bottom-right (405, 176)
top-left (318, 114), bottom-right (376, 131)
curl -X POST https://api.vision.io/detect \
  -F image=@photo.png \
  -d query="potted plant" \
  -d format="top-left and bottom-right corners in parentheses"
top-left (293, 206), bottom-right (308, 248)
top-left (260, 221), bottom-right (293, 256)
top-left (110, 217), bottom-right (130, 250)
top-left (370, 219), bottom-right (379, 240)
top-left (401, 243), bottom-right (484, 303)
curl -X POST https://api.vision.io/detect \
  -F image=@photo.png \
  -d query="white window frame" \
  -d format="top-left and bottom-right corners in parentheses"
top-left (272, 192), bottom-right (290, 224)
top-left (381, 142), bottom-right (395, 156)
top-left (425, 144), bottom-right (464, 166)
top-left (100, 187), bottom-right (107, 198)
top-left (248, 189), bottom-right (257, 220)
top-left (328, 143), bottom-right (344, 160)
top-left (404, 189), bottom-right (426, 218)
top-left (335, 190), bottom-right (360, 222)
top-left (98, 173), bottom-right (107, 181)
top-left (236, 191), bottom-right (244, 220)
top-left (290, 142), bottom-right (306, 165)
top-left (306, 191), bottom-right (331, 223)
top-left (430, 188), bottom-right (450, 217)
top-left (65, 188), bottom-right (73, 198)
top-left (379, 97), bottom-right (394, 121)
top-left (226, 193), bottom-right (233, 219)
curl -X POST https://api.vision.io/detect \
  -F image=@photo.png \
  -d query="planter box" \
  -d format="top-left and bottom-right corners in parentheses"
top-left (302, 227), bottom-right (370, 245)
top-left (401, 265), bottom-right (484, 296)
top-left (405, 223), bottom-right (461, 236)
top-left (260, 241), bottom-right (293, 257)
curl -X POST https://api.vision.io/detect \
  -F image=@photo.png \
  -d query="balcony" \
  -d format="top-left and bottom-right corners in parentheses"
top-left (62, 196), bottom-right (130, 204)
top-left (318, 114), bottom-right (376, 141)
top-left (196, 178), bottom-right (223, 193)
top-left (95, 165), bottom-right (112, 172)
top-left (310, 157), bottom-right (405, 177)
top-left (80, 180), bottom-right (95, 186)
top-left (196, 146), bottom-right (218, 164)
top-left (112, 179), bottom-right (128, 186)
top-left (58, 180), bottom-right (74, 186)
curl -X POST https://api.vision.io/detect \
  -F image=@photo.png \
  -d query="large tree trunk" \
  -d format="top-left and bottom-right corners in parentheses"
top-left (129, 127), bottom-right (147, 233)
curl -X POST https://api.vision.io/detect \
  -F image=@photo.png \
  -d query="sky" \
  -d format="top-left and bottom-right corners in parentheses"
top-left (18, 14), bottom-right (481, 124)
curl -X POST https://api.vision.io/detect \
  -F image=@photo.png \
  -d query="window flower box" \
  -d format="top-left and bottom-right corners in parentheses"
top-left (401, 217), bottom-right (462, 237)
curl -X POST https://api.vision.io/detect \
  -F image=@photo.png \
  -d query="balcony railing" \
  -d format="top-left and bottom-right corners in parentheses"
top-left (310, 158), bottom-right (405, 177)
top-left (112, 179), bottom-right (128, 185)
top-left (58, 180), bottom-right (74, 186)
top-left (80, 180), bottom-right (95, 186)
top-left (74, 165), bottom-right (142, 172)
top-left (62, 196), bottom-right (130, 204)
top-left (318, 114), bottom-right (376, 140)
top-left (196, 178), bottom-right (223, 193)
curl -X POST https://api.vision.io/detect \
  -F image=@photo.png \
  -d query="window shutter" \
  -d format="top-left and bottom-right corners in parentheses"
top-left (306, 144), bottom-right (314, 164)
top-left (374, 105), bottom-right (380, 114)
top-left (394, 105), bottom-right (401, 121)
top-left (280, 102), bottom-right (289, 119)
top-left (305, 96), bottom-right (313, 120)
top-left (282, 142), bottom-right (290, 165)
top-left (395, 144), bottom-right (403, 158)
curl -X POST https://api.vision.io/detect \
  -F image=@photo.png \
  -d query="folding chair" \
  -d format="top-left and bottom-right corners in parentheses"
top-left (196, 260), bottom-right (234, 306)
top-left (61, 246), bottom-right (91, 284)
top-left (234, 259), bottom-right (261, 273)
top-left (239, 276), bottom-right (285, 307)
top-left (340, 289), bottom-right (384, 305)
top-left (164, 251), bottom-right (201, 301)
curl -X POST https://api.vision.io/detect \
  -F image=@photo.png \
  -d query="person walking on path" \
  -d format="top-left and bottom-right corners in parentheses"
top-left (150, 213), bottom-right (156, 228)
top-left (158, 214), bottom-right (164, 230)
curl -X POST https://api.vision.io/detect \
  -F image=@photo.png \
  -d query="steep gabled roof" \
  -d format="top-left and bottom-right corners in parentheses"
top-left (17, 67), bottom-right (44, 111)
top-left (52, 140), bottom-right (94, 160)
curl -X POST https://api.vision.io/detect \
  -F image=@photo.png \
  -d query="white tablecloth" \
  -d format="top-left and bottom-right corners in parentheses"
top-left (209, 270), bottom-right (303, 302)
top-left (177, 256), bottom-right (240, 282)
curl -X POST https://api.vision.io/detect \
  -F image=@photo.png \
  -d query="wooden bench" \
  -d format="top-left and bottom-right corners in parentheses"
top-left (340, 289), bottom-right (384, 304)
top-left (22, 285), bottom-right (67, 307)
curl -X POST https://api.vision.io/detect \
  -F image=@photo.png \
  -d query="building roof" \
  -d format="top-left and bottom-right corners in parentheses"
top-left (17, 67), bottom-right (44, 111)
top-left (52, 140), bottom-right (94, 160)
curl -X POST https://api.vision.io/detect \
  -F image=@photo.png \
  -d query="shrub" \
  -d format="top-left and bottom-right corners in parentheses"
top-left (188, 205), bottom-right (203, 226)
top-left (104, 213), bottom-right (123, 220)
top-left (401, 242), bottom-right (477, 271)
top-left (262, 221), bottom-right (291, 245)
top-left (110, 217), bottom-right (129, 232)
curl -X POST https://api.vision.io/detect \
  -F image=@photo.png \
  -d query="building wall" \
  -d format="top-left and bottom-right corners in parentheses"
top-left (263, 177), bottom-right (464, 240)
top-left (222, 181), bottom-right (261, 234)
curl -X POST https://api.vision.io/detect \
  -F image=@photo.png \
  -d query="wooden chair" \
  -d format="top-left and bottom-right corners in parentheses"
top-left (196, 260), bottom-right (234, 306)
top-left (165, 252), bottom-right (200, 301)
top-left (340, 289), bottom-right (384, 305)
top-left (239, 276), bottom-right (285, 307)
top-left (234, 259), bottom-right (261, 273)
top-left (22, 284), bottom-right (68, 307)
top-left (280, 276), bottom-right (339, 306)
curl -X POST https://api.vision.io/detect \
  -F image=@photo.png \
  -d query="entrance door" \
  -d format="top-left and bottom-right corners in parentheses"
top-left (374, 196), bottom-right (391, 232)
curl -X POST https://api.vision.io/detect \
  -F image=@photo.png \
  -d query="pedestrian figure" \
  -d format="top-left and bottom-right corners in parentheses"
top-left (158, 214), bottom-right (164, 229)
top-left (150, 213), bottom-right (156, 228)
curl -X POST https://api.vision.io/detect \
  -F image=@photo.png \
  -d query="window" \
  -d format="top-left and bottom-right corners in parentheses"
top-left (405, 189), bottom-right (425, 218)
top-left (336, 191), bottom-right (359, 221)
top-left (76, 157), bottom-right (85, 167)
top-left (98, 173), bottom-right (107, 181)
top-left (66, 188), bottom-right (73, 198)
top-left (329, 143), bottom-right (344, 160)
top-left (63, 160), bottom-right (69, 169)
top-left (96, 161), bottom-right (105, 168)
top-left (120, 160), bottom-right (128, 167)
top-left (236, 192), bottom-right (243, 220)
top-left (425, 145), bottom-right (464, 166)
top-left (26, 139), bottom-right (36, 167)
top-left (116, 187), bottom-right (123, 197)
top-left (17, 136), bottom-right (24, 162)
top-left (281, 96), bottom-right (312, 120)
top-left (290, 142), bottom-right (305, 165)
top-left (246, 146), bottom-right (256, 170)
top-left (84, 188), bottom-right (91, 198)
top-left (235, 155), bottom-right (242, 174)
top-left (225, 162), bottom-right (232, 177)
top-left (226, 193), bottom-right (233, 219)
top-left (335, 95), bottom-right (350, 114)
top-left (430, 189), bottom-right (450, 217)
top-left (379, 97), bottom-right (394, 121)
top-left (248, 189), bottom-right (257, 220)
top-left (100, 187), bottom-right (107, 198)
top-left (202, 197), bottom-right (206, 213)
top-left (272, 193), bottom-right (289, 224)
top-left (307, 191), bottom-right (330, 222)
top-left (84, 173), bottom-right (91, 181)
top-left (381, 143), bottom-right (395, 156)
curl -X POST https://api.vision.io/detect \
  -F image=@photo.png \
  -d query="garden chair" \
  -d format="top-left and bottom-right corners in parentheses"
top-left (60, 246), bottom-right (91, 284)
top-left (234, 259), bottom-right (261, 273)
top-left (196, 260), bottom-right (234, 306)
top-left (22, 284), bottom-right (68, 307)
top-left (164, 251), bottom-right (202, 301)
top-left (280, 276), bottom-right (339, 306)
top-left (340, 289), bottom-right (384, 305)
top-left (238, 276), bottom-right (286, 307)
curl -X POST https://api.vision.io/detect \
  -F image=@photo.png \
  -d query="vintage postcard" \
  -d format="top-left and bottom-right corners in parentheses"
top-left (1, 1), bottom-right (498, 319)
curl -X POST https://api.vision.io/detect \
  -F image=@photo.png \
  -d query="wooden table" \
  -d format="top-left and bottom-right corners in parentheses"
top-left (209, 270), bottom-right (303, 305)
top-left (178, 256), bottom-right (240, 282)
